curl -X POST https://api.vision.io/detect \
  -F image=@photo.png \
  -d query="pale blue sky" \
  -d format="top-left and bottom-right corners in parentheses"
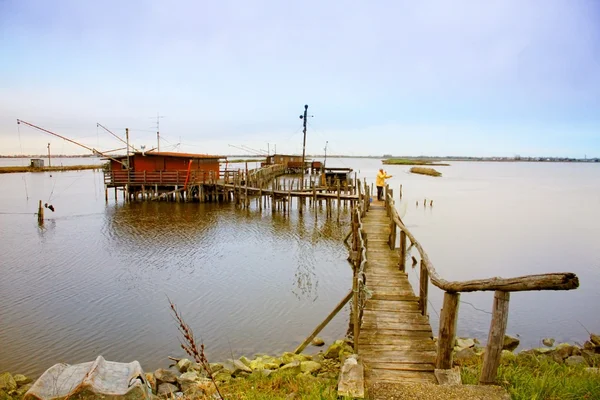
top-left (1, 0), bottom-right (599, 157)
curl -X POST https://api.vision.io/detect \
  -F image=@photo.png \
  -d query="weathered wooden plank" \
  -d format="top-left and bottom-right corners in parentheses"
top-left (361, 322), bottom-right (432, 332)
top-left (370, 293), bottom-right (420, 301)
top-left (360, 351), bottom-right (436, 363)
top-left (358, 342), bottom-right (436, 352)
top-left (365, 369), bottom-right (436, 383)
top-left (359, 329), bottom-right (433, 338)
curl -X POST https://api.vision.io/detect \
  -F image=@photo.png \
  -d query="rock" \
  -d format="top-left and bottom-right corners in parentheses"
top-left (154, 368), bottom-right (178, 384)
top-left (500, 350), bottom-right (517, 363)
top-left (456, 338), bottom-right (475, 350)
top-left (0, 373), bottom-right (17, 392)
top-left (157, 382), bottom-right (179, 396)
top-left (256, 369), bottom-right (273, 378)
top-left (274, 361), bottom-right (302, 376)
top-left (554, 343), bottom-right (575, 360)
top-left (573, 347), bottom-right (583, 356)
top-left (584, 341), bottom-right (596, 351)
top-left (145, 372), bottom-right (157, 393)
top-left (502, 335), bottom-right (520, 352)
top-left (282, 352), bottom-right (312, 364)
top-left (249, 357), bottom-right (281, 371)
top-left (12, 374), bottom-right (31, 387)
top-left (0, 390), bottom-right (11, 400)
top-left (566, 355), bottom-right (587, 366)
top-left (434, 367), bottom-right (462, 385)
top-left (223, 359), bottom-right (252, 376)
top-left (581, 349), bottom-right (600, 367)
top-left (177, 371), bottom-right (201, 390)
top-left (239, 356), bottom-right (252, 368)
top-left (585, 368), bottom-right (600, 374)
top-left (312, 337), bottom-right (325, 347)
top-left (337, 355), bottom-right (364, 398)
top-left (209, 363), bottom-right (223, 374)
top-left (454, 348), bottom-right (478, 364)
top-left (16, 383), bottom-right (32, 397)
top-left (590, 333), bottom-right (600, 347)
top-left (542, 338), bottom-right (555, 347)
top-left (532, 347), bottom-right (553, 355)
top-left (176, 358), bottom-right (192, 373)
top-left (324, 340), bottom-right (353, 360)
top-left (300, 361), bottom-right (322, 375)
top-left (213, 371), bottom-right (232, 383)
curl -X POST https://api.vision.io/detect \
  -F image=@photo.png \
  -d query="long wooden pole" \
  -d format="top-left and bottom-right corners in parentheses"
top-left (300, 104), bottom-right (308, 190)
top-left (294, 289), bottom-right (353, 354)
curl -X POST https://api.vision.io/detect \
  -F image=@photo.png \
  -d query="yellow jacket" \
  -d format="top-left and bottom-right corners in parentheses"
top-left (376, 171), bottom-right (392, 187)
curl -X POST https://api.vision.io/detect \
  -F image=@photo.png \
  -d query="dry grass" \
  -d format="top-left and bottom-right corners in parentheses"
top-left (409, 167), bottom-right (442, 177)
top-left (169, 298), bottom-right (224, 400)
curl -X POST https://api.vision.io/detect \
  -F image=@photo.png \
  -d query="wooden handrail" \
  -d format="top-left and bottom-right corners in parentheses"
top-left (378, 184), bottom-right (579, 385)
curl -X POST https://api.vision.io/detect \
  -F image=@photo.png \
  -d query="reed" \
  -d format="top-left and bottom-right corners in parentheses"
top-left (168, 298), bottom-right (224, 400)
top-left (409, 167), bottom-right (442, 177)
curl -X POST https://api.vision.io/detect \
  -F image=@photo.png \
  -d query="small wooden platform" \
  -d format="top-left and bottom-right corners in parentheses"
top-left (358, 200), bottom-right (436, 384)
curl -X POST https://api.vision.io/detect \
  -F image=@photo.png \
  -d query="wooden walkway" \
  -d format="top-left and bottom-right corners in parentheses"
top-left (358, 200), bottom-right (437, 384)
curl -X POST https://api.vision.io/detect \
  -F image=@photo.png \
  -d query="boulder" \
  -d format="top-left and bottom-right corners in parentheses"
top-left (582, 350), bottom-right (600, 367)
top-left (145, 372), bottom-right (157, 393)
top-left (434, 367), bottom-right (462, 385)
top-left (154, 368), bottom-right (178, 384)
top-left (300, 361), bottom-right (322, 375)
top-left (312, 337), bottom-right (325, 347)
top-left (0, 373), bottom-right (16, 392)
top-left (249, 357), bottom-right (281, 371)
top-left (223, 359), bottom-right (252, 376)
top-left (16, 383), bottom-right (33, 397)
top-left (456, 338), bottom-right (475, 350)
top-left (566, 356), bottom-right (587, 366)
top-left (583, 341), bottom-right (596, 351)
top-left (337, 355), bottom-right (364, 398)
top-left (542, 338), bottom-right (555, 347)
top-left (282, 352), bottom-right (310, 365)
top-left (12, 374), bottom-right (31, 387)
top-left (532, 347), bottom-right (553, 355)
top-left (590, 333), bottom-right (600, 347)
top-left (324, 340), bottom-right (353, 360)
top-left (554, 343), bottom-right (575, 360)
top-left (208, 363), bottom-right (223, 374)
top-left (176, 358), bottom-right (192, 373)
top-left (213, 371), bottom-right (232, 383)
top-left (0, 390), bottom-right (11, 400)
top-left (239, 356), bottom-right (252, 368)
top-left (454, 348), bottom-right (478, 364)
top-left (157, 383), bottom-right (179, 396)
top-left (502, 335), bottom-right (520, 352)
top-left (177, 371), bottom-right (201, 390)
top-left (275, 361), bottom-right (302, 376)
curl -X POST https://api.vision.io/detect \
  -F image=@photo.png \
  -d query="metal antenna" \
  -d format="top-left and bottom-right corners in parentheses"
top-left (150, 112), bottom-right (166, 152)
top-left (299, 105), bottom-right (314, 190)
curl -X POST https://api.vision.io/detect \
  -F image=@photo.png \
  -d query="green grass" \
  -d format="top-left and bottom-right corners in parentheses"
top-left (409, 167), bottom-right (442, 177)
top-left (382, 158), bottom-right (450, 166)
top-left (461, 354), bottom-right (600, 400)
top-left (179, 370), bottom-right (339, 399)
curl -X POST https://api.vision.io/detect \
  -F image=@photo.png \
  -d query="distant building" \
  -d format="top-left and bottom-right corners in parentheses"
top-left (30, 159), bottom-right (44, 168)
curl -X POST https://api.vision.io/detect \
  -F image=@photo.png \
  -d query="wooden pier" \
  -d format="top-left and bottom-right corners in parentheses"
top-left (339, 183), bottom-right (579, 390)
top-left (358, 198), bottom-right (437, 384)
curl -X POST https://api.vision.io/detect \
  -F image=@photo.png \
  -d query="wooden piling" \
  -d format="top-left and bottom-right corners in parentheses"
top-left (419, 260), bottom-right (429, 316)
top-left (37, 200), bottom-right (44, 225)
top-left (436, 292), bottom-right (460, 369)
top-left (480, 291), bottom-right (510, 385)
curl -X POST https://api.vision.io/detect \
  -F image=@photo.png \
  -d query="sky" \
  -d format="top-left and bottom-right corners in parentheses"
top-left (1, 0), bottom-right (599, 157)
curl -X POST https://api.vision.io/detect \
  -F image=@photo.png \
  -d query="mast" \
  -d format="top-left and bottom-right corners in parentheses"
top-left (299, 104), bottom-right (308, 190)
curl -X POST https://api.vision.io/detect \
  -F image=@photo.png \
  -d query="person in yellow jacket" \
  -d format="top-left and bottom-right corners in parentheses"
top-left (376, 169), bottom-right (392, 201)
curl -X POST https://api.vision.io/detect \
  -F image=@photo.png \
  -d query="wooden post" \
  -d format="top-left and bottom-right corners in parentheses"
top-left (436, 292), bottom-right (460, 369)
top-left (399, 184), bottom-right (403, 199)
top-left (38, 200), bottom-right (44, 225)
top-left (419, 260), bottom-right (429, 316)
top-left (104, 185), bottom-right (108, 202)
top-left (337, 180), bottom-right (341, 222)
top-left (480, 291), bottom-right (510, 385)
top-left (399, 230), bottom-right (407, 272)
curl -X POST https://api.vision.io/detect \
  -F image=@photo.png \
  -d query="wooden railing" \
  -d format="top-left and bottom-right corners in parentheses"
top-left (104, 170), bottom-right (220, 185)
top-left (350, 179), bottom-right (372, 351)
top-left (382, 184), bottom-right (579, 384)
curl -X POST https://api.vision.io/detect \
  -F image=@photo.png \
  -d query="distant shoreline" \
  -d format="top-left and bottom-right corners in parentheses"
top-left (0, 165), bottom-right (104, 174)
top-left (0, 155), bottom-right (598, 163)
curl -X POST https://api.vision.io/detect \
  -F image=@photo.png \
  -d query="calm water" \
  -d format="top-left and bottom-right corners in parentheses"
top-left (1, 157), bottom-right (599, 377)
